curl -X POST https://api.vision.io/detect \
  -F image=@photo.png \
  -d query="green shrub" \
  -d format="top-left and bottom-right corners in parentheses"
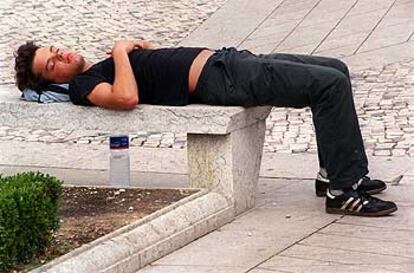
top-left (0, 172), bottom-right (63, 272)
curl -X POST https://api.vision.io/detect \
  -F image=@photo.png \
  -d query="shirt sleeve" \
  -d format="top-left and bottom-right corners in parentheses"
top-left (68, 73), bottom-right (108, 106)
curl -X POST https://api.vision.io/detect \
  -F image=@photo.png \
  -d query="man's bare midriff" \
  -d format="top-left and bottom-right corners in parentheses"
top-left (188, 49), bottom-right (215, 94)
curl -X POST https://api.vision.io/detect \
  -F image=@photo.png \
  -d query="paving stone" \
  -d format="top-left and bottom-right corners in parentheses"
top-left (375, 143), bottom-right (396, 149)
top-left (286, 242), bottom-right (411, 267)
top-left (392, 149), bottom-right (408, 156)
top-left (395, 141), bottom-right (412, 149)
top-left (374, 149), bottom-right (392, 156)
top-left (404, 128), bottom-right (414, 133)
top-left (290, 143), bottom-right (309, 153)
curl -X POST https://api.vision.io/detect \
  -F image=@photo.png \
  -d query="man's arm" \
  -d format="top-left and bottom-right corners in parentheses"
top-left (87, 40), bottom-right (149, 110)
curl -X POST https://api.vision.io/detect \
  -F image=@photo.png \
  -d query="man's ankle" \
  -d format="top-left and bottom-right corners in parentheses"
top-left (329, 180), bottom-right (361, 196)
top-left (319, 167), bottom-right (328, 178)
top-left (329, 188), bottom-right (344, 196)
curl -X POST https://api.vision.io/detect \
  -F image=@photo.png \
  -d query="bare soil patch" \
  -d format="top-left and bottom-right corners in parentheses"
top-left (14, 186), bottom-right (197, 272)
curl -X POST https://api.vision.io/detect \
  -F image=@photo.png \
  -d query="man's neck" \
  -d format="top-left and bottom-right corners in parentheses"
top-left (82, 61), bottom-right (94, 72)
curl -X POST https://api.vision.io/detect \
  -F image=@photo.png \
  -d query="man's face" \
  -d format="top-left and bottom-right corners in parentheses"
top-left (32, 46), bottom-right (86, 83)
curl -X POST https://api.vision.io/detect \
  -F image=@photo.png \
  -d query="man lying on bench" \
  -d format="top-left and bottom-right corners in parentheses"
top-left (14, 40), bottom-right (397, 217)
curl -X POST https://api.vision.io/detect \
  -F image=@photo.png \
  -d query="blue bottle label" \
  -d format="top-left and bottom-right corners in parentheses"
top-left (110, 135), bottom-right (129, 149)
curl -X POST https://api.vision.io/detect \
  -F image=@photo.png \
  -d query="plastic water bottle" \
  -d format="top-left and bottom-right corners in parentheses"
top-left (109, 135), bottom-right (130, 186)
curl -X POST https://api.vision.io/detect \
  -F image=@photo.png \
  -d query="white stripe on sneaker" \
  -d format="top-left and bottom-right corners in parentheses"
top-left (350, 199), bottom-right (361, 211)
top-left (341, 197), bottom-right (354, 210)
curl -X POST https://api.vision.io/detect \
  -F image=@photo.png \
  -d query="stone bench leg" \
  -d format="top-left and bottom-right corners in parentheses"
top-left (187, 120), bottom-right (266, 216)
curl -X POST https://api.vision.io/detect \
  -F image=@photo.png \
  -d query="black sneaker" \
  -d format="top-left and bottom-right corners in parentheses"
top-left (315, 174), bottom-right (387, 197)
top-left (326, 188), bottom-right (397, 216)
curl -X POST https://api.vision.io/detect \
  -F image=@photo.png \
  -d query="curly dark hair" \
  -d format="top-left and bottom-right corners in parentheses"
top-left (14, 41), bottom-right (50, 91)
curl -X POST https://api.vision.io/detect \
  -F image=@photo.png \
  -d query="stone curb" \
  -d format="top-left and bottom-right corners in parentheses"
top-left (30, 190), bottom-right (234, 273)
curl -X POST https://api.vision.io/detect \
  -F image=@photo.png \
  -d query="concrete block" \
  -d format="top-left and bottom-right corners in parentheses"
top-left (348, 0), bottom-right (394, 16)
top-left (249, 269), bottom-right (288, 273)
top-left (273, 0), bottom-right (320, 14)
top-left (380, 1), bottom-right (414, 27)
top-left (139, 265), bottom-right (244, 273)
top-left (179, 0), bottom-right (283, 48)
top-left (302, 233), bottom-right (414, 258)
top-left (343, 40), bottom-right (414, 72)
top-left (254, 255), bottom-right (405, 272)
top-left (319, 222), bottom-right (414, 245)
top-left (276, 23), bottom-right (334, 52)
top-left (357, 21), bottom-right (414, 53)
top-left (315, 33), bottom-right (366, 57)
top-left (257, 263), bottom-right (404, 273)
top-left (279, 244), bottom-right (412, 266)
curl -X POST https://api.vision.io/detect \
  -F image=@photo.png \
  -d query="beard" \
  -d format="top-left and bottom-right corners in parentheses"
top-left (73, 54), bottom-right (86, 73)
top-left (54, 55), bottom-right (87, 83)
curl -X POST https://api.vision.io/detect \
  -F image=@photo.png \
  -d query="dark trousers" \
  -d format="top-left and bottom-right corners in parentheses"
top-left (193, 47), bottom-right (368, 190)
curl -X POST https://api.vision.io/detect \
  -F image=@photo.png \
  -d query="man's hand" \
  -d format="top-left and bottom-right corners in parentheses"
top-left (107, 40), bottom-right (158, 55)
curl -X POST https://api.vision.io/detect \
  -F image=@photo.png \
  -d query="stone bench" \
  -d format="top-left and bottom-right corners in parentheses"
top-left (0, 90), bottom-right (271, 215)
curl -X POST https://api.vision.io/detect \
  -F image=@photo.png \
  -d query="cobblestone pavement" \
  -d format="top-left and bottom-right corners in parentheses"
top-left (1, 0), bottom-right (413, 157)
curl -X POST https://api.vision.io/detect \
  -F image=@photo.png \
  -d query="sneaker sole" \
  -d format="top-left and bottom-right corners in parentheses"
top-left (326, 206), bottom-right (397, 217)
top-left (316, 183), bottom-right (387, 197)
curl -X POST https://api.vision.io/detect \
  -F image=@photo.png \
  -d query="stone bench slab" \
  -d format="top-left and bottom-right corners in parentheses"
top-left (0, 99), bottom-right (271, 135)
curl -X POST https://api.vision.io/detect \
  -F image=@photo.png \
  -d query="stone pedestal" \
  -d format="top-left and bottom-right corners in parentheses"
top-left (187, 120), bottom-right (266, 215)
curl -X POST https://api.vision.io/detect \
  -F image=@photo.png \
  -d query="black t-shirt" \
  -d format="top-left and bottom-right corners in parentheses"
top-left (69, 47), bottom-right (205, 106)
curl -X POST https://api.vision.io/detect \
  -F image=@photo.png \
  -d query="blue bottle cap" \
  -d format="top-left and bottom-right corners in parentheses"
top-left (110, 135), bottom-right (129, 149)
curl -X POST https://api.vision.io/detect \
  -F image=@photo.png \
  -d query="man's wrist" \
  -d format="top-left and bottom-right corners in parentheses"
top-left (112, 47), bottom-right (130, 58)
